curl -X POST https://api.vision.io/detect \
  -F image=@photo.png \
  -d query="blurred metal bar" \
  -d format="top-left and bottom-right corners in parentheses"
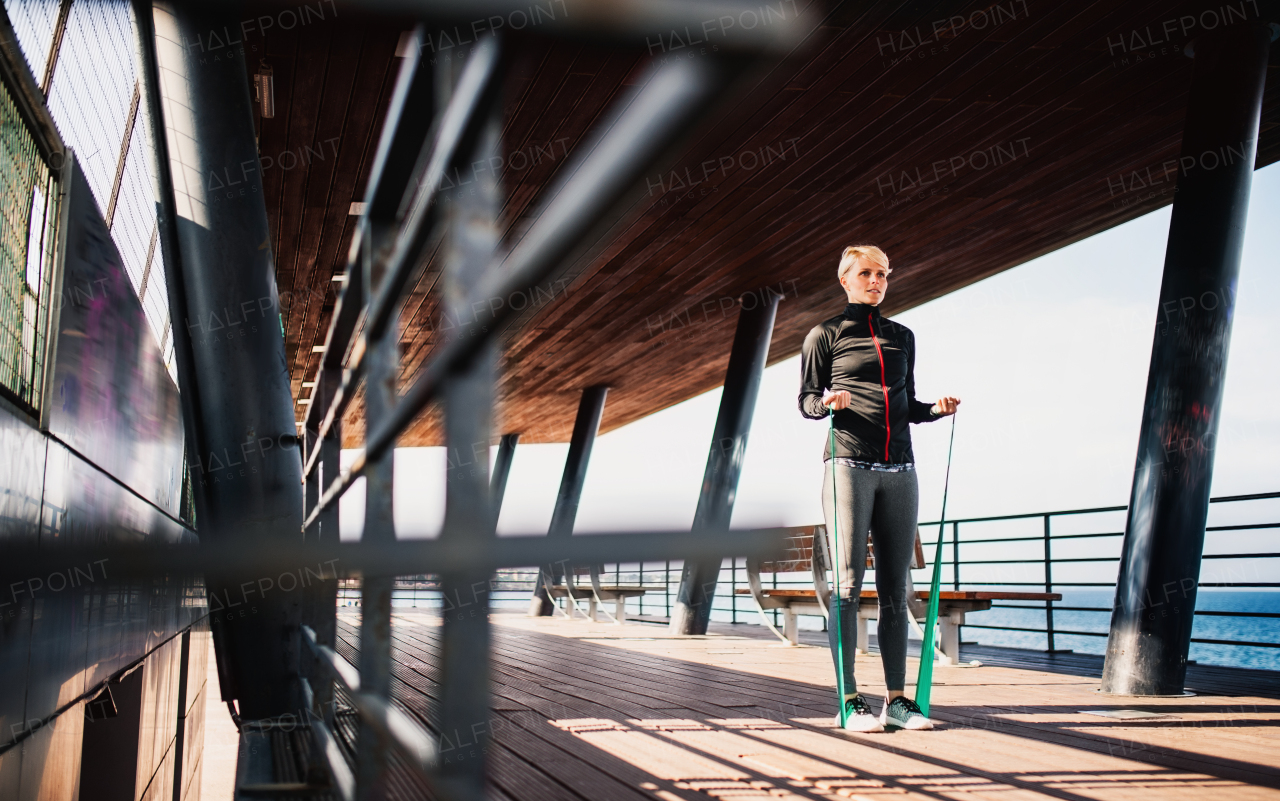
top-left (0, 527), bottom-right (785, 581)
top-left (671, 291), bottom-right (780, 635)
top-left (301, 33), bottom-right (500, 484)
top-left (305, 421), bottom-right (320, 522)
top-left (490, 433), bottom-right (520, 511)
top-left (307, 364), bottom-right (343, 735)
top-left (1102, 22), bottom-right (1274, 697)
top-left (327, 0), bottom-right (802, 53)
top-left (304, 627), bottom-right (362, 692)
top-left (367, 32), bottom-right (501, 343)
top-left (303, 629), bottom-right (439, 791)
top-left (304, 56), bottom-right (745, 528)
top-left (436, 37), bottom-right (504, 799)
top-left (351, 28), bottom-right (444, 800)
top-left (317, 366), bottom-right (344, 542)
top-left (530, 386), bottom-right (607, 616)
top-left (301, 677), bottom-right (356, 801)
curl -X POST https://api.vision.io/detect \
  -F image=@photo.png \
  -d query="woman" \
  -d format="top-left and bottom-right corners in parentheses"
top-left (798, 245), bottom-right (959, 732)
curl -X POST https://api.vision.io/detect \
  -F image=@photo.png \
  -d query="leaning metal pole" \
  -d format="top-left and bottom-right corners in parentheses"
top-left (490, 433), bottom-right (520, 511)
top-left (145, 0), bottom-right (304, 718)
top-left (1102, 22), bottom-right (1274, 696)
top-left (671, 292), bottom-right (781, 635)
top-left (529, 386), bottom-right (609, 616)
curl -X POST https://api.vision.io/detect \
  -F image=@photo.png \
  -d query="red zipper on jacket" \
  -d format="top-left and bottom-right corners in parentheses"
top-left (869, 313), bottom-right (890, 461)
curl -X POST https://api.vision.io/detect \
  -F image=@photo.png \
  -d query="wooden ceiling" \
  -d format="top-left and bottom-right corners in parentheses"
top-left (250, 0), bottom-right (1280, 447)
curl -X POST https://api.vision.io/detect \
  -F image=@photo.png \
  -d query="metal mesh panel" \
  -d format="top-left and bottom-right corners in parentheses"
top-left (39, 0), bottom-right (175, 378)
top-left (45, 0), bottom-right (136, 211)
top-left (3, 0), bottom-right (62, 80)
top-left (114, 120), bottom-right (170, 351)
top-left (0, 75), bottom-right (57, 409)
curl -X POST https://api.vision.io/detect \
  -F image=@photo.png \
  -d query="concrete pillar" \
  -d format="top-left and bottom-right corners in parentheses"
top-left (1102, 22), bottom-right (1274, 696)
top-left (670, 291), bottom-right (780, 635)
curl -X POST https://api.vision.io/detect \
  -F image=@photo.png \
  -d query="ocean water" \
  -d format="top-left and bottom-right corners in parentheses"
top-left (960, 590), bottom-right (1280, 671)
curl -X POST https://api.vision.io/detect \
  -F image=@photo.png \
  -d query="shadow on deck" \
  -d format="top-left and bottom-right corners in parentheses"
top-left (333, 610), bottom-right (1280, 801)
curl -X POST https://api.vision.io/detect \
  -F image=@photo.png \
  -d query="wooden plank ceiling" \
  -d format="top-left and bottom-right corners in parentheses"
top-left (250, 0), bottom-right (1280, 447)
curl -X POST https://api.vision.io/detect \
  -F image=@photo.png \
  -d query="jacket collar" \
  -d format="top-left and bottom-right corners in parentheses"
top-left (842, 302), bottom-right (882, 321)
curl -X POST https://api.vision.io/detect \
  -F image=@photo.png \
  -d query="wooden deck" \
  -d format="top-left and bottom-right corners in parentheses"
top-left (333, 610), bottom-right (1280, 801)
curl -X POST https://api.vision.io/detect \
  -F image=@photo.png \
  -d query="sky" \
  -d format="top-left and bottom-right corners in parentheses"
top-left (341, 162), bottom-right (1280, 546)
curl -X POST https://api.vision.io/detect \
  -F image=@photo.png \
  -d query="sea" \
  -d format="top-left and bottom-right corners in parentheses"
top-left (961, 589), bottom-right (1280, 671)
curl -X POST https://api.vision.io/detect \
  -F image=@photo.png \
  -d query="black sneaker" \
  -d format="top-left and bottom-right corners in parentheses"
top-left (880, 696), bottom-right (933, 730)
top-left (834, 694), bottom-right (884, 732)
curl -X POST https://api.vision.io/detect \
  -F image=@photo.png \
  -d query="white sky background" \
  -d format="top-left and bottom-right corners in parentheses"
top-left (341, 162), bottom-right (1280, 541)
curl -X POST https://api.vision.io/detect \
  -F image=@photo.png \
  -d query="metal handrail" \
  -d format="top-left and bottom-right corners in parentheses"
top-left (582, 492), bottom-right (1279, 662)
top-left (908, 491), bottom-right (1280, 655)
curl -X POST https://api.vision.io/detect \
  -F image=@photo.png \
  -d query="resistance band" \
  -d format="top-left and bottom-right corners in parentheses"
top-left (915, 411), bottom-right (957, 716)
top-left (827, 410), bottom-right (849, 726)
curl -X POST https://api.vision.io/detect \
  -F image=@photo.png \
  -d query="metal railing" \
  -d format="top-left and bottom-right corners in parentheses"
top-left (511, 492), bottom-right (1278, 666)
top-left (910, 490), bottom-right (1280, 657)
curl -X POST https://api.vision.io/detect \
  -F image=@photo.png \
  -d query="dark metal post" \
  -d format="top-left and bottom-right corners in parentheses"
top-left (346, 29), bottom-right (440, 795)
top-left (314, 364), bottom-right (341, 729)
top-left (353, 217), bottom-right (399, 801)
top-left (437, 37), bottom-right (504, 801)
top-left (952, 521), bottom-right (960, 591)
top-left (318, 364), bottom-right (343, 544)
top-left (169, 628), bottom-right (191, 801)
top-left (304, 423), bottom-right (319, 522)
top-left (1043, 515), bottom-right (1056, 653)
top-left (670, 291), bottom-right (780, 635)
top-left (1102, 23), bottom-right (1274, 696)
top-left (529, 386), bottom-right (608, 616)
top-left (142, 0), bottom-right (303, 718)
top-left (491, 432), bottom-right (520, 511)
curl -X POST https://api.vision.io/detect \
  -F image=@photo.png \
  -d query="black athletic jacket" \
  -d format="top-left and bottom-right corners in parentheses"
top-left (799, 302), bottom-right (941, 463)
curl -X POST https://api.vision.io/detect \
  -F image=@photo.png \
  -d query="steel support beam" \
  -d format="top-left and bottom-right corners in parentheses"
top-left (671, 292), bottom-right (780, 635)
top-left (144, 0), bottom-right (303, 717)
top-left (529, 386), bottom-right (608, 616)
top-left (1102, 23), bottom-right (1274, 696)
top-left (491, 433), bottom-right (520, 512)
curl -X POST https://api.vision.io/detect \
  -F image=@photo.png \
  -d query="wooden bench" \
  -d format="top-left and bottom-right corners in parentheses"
top-left (543, 566), bottom-right (665, 624)
top-left (735, 525), bottom-right (1061, 664)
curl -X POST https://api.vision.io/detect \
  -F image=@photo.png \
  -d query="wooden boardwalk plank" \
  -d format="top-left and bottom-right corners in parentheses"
top-left (326, 611), bottom-right (1280, 800)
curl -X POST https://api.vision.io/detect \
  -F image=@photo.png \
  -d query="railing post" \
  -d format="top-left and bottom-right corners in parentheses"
top-left (1044, 514), bottom-right (1056, 653)
top-left (952, 521), bottom-right (960, 591)
top-left (731, 558), bottom-right (738, 624)
top-left (353, 230), bottom-right (399, 801)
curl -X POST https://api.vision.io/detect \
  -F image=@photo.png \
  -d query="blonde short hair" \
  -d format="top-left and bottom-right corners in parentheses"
top-left (838, 245), bottom-right (890, 281)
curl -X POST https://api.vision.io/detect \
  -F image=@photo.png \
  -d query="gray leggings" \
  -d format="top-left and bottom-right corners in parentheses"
top-left (821, 462), bottom-right (919, 693)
